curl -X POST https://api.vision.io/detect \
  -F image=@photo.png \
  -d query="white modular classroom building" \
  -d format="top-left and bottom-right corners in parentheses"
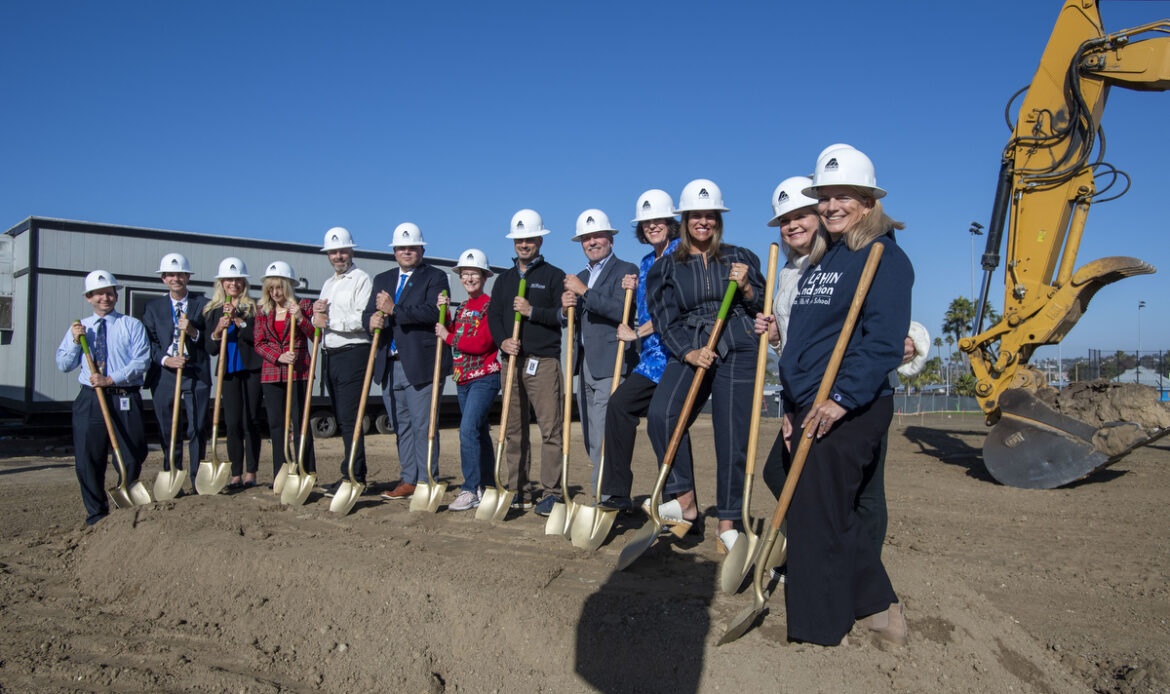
top-left (1, 217), bottom-right (498, 434)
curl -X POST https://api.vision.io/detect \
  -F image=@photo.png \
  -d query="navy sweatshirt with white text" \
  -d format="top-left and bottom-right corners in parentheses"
top-left (779, 232), bottom-right (913, 412)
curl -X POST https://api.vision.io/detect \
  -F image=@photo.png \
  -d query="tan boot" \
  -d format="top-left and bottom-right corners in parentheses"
top-left (864, 602), bottom-right (907, 645)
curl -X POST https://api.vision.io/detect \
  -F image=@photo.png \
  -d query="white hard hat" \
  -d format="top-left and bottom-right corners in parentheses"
top-left (388, 222), bottom-right (427, 248)
top-left (804, 146), bottom-right (887, 199)
top-left (216, 257), bottom-right (249, 279)
top-left (156, 252), bottom-right (194, 275)
top-left (816, 143), bottom-right (855, 161)
top-left (632, 189), bottom-right (676, 224)
top-left (263, 260), bottom-right (296, 280)
top-left (767, 176), bottom-right (820, 227)
top-left (321, 226), bottom-right (358, 252)
top-left (507, 209), bottom-right (551, 239)
top-left (84, 270), bottom-right (119, 294)
top-left (675, 178), bottom-right (730, 214)
top-left (571, 209), bottom-right (618, 242)
top-left (452, 248), bottom-right (493, 277)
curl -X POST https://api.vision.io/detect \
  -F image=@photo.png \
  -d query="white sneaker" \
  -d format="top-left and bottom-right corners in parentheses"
top-left (449, 490), bottom-right (480, 511)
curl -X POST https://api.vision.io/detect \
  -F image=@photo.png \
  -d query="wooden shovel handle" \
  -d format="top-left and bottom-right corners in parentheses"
top-left (495, 279), bottom-right (527, 448)
top-left (767, 242), bottom-right (885, 532)
top-left (297, 327), bottom-right (321, 467)
top-left (427, 292), bottom-right (449, 441)
top-left (744, 243), bottom-right (781, 478)
top-left (561, 306), bottom-right (574, 457)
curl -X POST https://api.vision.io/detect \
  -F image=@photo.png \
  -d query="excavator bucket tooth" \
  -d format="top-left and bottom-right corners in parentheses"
top-left (983, 389), bottom-right (1108, 489)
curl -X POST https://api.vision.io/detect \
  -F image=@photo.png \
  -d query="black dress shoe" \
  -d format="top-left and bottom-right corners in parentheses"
top-left (598, 496), bottom-right (634, 513)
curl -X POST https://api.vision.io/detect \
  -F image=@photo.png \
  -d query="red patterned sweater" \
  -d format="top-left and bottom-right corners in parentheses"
top-left (443, 293), bottom-right (500, 385)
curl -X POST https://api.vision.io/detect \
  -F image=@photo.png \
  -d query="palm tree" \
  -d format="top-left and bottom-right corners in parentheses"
top-left (943, 297), bottom-right (975, 345)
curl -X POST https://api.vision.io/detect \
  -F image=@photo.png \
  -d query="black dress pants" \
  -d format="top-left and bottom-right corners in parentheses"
top-left (72, 387), bottom-right (147, 525)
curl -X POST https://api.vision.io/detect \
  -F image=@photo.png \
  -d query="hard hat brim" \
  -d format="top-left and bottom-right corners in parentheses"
top-left (674, 205), bottom-right (730, 214)
top-left (569, 229), bottom-right (618, 242)
top-left (802, 183), bottom-right (887, 200)
top-left (505, 229), bottom-right (551, 239)
top-left (452, 265), bottom-right (493, 278)
top-left (388, 241), bottom-right (428, 248)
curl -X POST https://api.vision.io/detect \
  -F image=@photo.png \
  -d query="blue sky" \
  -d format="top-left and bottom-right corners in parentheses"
top-left (3, 0), bottom-right (1167, 358)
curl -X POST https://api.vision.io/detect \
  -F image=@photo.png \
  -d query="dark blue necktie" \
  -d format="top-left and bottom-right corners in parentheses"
top-left (94, 318), bottom-right (108, 376)
top-left (390, 273), bottom-right (407, 353)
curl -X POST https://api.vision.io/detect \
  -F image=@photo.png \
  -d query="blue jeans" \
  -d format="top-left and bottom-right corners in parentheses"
top-left (457, 372), bottom-right (499, 492)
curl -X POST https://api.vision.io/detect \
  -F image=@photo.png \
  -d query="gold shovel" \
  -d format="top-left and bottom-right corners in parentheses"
top-left (273, 313), bottom-right (298, 495)
top-left (329, 317), bottom-right (381, 515)
top-left (411, 292), bottom-right (450, 513)
top-left (570, 288), bottom-right (634, 550)
top-left (720, 243), bottom-right (780, 593)
top-left (544, 306), bottom-right (579, 536)
top-left (719, 242), bottom-right (883, 645)
top-left (153, 322), bottom-right (188, 500)
top-left (616, 282), bottom-right (738, 571)
top-left (282, 327), bottom-right (321, 506)
top-left (477, 279), bottom-right (526, 521)
top-left (195, 305), bottom-right (233, 495)
top-left (77, 328), bottom-right (152, 508)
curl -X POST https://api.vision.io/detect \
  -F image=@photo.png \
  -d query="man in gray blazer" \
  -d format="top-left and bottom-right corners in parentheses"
top-left (141, 252), bottom-right (211, 490)
top-left (561, 209), bottom-right (639, 505)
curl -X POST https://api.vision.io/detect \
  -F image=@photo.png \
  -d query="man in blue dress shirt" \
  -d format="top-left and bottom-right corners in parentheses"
top-left (55, 270), bottom-right (151, 525)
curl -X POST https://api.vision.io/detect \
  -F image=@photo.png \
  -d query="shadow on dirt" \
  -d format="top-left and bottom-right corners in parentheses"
top-left (576, 553), bottom-right (715, 694)
top-left (901, 426), bottom-right (996, 483)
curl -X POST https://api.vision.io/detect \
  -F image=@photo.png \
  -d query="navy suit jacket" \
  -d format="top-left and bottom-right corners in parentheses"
top-left (572, 255), bottom-right (640, 378)
top-left (142, 292), bottom-right (212, 389)
top-left (362, 263), bottom-right (451, 387)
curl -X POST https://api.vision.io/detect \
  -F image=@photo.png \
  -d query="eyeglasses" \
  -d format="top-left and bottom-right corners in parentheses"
top-left (460, 272), bottom-right (481, 279)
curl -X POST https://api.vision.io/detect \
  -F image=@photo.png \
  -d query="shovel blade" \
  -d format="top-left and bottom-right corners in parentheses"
top-left (273, 463), bottom-right (295, 495)
top-left (328, 480), bottom-right (364, 515)
top-left (153, 468), bottom-right (185, 501)
top-left (475, 488), bottom-right (501, 520)
top-left (544, 499), bottom-right (576, 536)
top-left (195, 461), bottom-right (230, 495)
top-left (570, 506), bottom-right (617, 551)
top-left (719, 532), bottom-right (756, 594)
top-left (410, 482), bottom-right (447, 513)
top-left (763, 523), bottom-right (788, 571)
top-left (128, 480), bottom-right (152, 506)
top-left (107, 487), bottom-right (133, 509)
top-left (718, 599), bottom-right (769, 646)
top-left (281, 472), bottom-right (316, 506)
top-left (615, 520), bottom-right (660, 571)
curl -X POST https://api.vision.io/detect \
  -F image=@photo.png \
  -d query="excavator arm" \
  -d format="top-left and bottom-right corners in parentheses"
top-left (959, 1), bottom-right (1170, 488)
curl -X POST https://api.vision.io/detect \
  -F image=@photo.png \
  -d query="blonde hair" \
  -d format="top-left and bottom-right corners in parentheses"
top-left (838, 189), bottom-right (905, 252)
top-left (258, 277), bottom-right (296, 315)
top-left (673, 211), bottom-right (725, 263)
top-left (784, 220), bottom-right (832, 266)
top-left (203, 279), bottom-right (256, 318)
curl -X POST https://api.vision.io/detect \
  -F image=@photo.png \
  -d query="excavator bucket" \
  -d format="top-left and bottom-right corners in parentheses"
top-left (983, 388), bottom-right (1170, 489)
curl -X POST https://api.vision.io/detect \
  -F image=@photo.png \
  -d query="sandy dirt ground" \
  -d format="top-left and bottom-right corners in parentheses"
top-left (1, 412), bottom-right (1168, 693)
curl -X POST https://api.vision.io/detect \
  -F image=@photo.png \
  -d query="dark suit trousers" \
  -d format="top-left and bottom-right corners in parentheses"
top-left (324, 345), bottom-right (369, 483)
top-left (601, 372), bottom-right (693, 499)
top-left (219, 369), bottom-right (262, 476)
top-left (151, 371), bottom-right (210, 485)
top-left (262, 379), bottom-right (316, 477)
top-left (72, 387), bottom-right (147, 525)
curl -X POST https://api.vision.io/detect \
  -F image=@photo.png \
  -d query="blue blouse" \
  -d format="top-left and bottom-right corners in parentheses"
top-left (632, 238), bottom-right (679, 384)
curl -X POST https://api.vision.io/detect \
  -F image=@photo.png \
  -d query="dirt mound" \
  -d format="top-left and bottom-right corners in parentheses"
top-left (1037, 381), bottom-right (1170, 456)
top-left (2, 418), bottom-right (1168, 692)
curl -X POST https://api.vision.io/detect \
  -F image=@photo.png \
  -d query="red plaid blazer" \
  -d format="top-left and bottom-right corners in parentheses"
top-left (254, 300), bottom-right (316, 383)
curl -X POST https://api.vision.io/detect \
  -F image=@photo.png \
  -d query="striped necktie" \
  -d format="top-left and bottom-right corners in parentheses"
top-left (94, 318), bottom-right (108, 376)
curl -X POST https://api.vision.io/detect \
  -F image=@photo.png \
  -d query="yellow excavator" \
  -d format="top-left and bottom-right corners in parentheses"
top-left (961, 0), bottom-right (1170, 488)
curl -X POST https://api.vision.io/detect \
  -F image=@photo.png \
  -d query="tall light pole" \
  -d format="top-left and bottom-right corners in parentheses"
top-left (969, 222), bottom-right (984, 302)
top-left (1137, 300), bottom-right (1146, 383)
